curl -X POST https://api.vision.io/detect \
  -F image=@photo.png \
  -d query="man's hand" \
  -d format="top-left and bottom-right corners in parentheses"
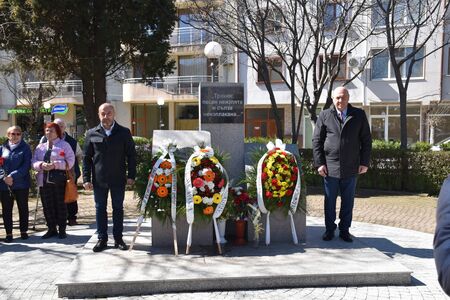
top-left (317, 165), bottom-right (328, 177)
top-left (127, 179), bottom-right (135, 186)
top-left (4, 176), bottom-right (13, 186)
top-left (83, 182), bottom-right (93, 190)
top-left (358, 165), bottom-right (368, 174)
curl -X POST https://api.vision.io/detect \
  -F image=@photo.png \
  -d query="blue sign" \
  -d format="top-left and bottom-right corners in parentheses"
top-left (51, 104), bottom-right (69, 115)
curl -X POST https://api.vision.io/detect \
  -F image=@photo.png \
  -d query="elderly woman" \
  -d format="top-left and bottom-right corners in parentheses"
top-left (32, 122), bottom-right (74, 239)
top-left (0, 126), bottom-right (32, 243)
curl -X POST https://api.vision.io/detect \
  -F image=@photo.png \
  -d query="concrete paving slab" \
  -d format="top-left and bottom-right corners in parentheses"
top-left (56, 219), bottom-right (411, 298)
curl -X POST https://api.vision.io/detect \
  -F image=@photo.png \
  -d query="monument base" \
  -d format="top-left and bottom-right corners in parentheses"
top-left (152, 218), bottom-right (213, 248)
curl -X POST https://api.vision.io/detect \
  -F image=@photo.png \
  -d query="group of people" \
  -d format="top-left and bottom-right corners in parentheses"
top-left (1, 103), bottom-right (136, 252)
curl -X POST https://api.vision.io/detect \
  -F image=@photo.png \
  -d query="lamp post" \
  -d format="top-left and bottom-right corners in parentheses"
top-left (157, 97), bottom-right (165, 129)
top-left (204, 41), bottom-right (223, 82)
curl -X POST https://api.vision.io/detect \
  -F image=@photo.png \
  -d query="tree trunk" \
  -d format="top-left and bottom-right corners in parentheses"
top-left (399, 88), bottom-right (408, 150)
top-left (81, 75), bottom-right (97, 128)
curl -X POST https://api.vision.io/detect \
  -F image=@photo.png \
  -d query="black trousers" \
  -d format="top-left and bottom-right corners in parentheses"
top-left (67, 201), bottom-right (78, 221)
top-left (40, 182), bottom-right (67, 231)
top-left (0, 189), bottom-right (29, 235)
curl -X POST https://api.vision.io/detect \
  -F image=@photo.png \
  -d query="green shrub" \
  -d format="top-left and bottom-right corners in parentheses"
top-left (441, 143), bottom-right (450, 151)
top-left (133, 136), bottom-right (151, 145)
top-left (372, 139), bottom-right (400, 150)
top-left (0, 136), bottom-right (7, 145)
top-left (300, 147), bottom-right (450, 195)
top-left (244, 136), bottom-right (291, 144)
top-left (77, 136), bottom-right (85, 149)
top-left (410, 141), bottom-right (432, 152)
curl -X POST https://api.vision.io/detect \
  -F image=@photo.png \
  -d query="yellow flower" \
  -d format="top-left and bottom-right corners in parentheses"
top-left (213, 193), bottom-right (222, 204)
top-left (266, 170), bottom-right (273, 177)
top-left (280, 191), bottom-right (286, 197)
top-left (193, 195), bottom-right (202, 204)
top-left (210, 156), bottom-right (219, 164)
top-left (192, 157), bottom-right (201, 166)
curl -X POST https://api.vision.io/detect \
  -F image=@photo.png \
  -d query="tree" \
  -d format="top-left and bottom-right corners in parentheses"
top-left (189, 0), bottom-right (377, 143)
top-left (0, 0), bottom-right (176, 127)
top-left (0, 56), bottom-right (57, 144)
top-left (373, 0), bottom-right (450, 149)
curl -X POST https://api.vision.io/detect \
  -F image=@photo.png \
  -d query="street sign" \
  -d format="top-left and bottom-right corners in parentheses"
top-left (51, 104), bottom-right (69, 115)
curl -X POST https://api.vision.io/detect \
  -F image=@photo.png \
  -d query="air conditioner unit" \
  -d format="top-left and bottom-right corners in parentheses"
top-left (348, 56), bottom-right (366, 69)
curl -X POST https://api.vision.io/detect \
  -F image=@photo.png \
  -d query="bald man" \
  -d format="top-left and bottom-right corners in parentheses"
top-left (83, 103), bottom-right (136, 252)
top-left (312, 87), bottom-right (372, 243)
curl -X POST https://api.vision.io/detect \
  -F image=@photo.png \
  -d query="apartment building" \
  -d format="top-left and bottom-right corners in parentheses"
top-left (2, 1), bottom-right (449, 147)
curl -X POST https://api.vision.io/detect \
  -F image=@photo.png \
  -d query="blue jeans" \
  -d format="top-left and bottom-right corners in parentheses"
top-left (94, 185), bottom-right (125, 241)
top-left (323, 176), bottom-right (357, 232)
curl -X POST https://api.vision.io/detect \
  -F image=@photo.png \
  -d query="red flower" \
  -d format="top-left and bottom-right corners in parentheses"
top-left (193, 178), bottom-right (204, 188)
top-left (262, 163), bottom-right (266, 169)
top-left (265, 191), bottom-right (273, 198)
top-left (271, 179), bottom-right (278, 185)
top-left (286, 189), bottom-right (293, 196)
top-left (261, 173), bottom-right (268, 181)
top-left (59, 150), bottom-right (65, 157)
top-left (0, 157), bottom-right (3, 166)
top-left (276, 201), bottom-right (283, 207)
top-left (217, 178), bottom-right (225, 188)
top-left (293, 166), bottom-right (299, 173)
top-left (291, 174), bottom-right (297, 182)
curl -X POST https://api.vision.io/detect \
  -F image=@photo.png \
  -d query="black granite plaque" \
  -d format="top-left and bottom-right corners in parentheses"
top-left (200, 82), bottom-right (244, 124)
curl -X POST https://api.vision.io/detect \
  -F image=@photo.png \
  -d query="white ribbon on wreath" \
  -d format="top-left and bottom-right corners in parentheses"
top-left (132, 140), bottom-right (178, 253)
top-left (185, 146), bottom-right (228, 253)
top-left (256, 139), bottom-right (301, 245)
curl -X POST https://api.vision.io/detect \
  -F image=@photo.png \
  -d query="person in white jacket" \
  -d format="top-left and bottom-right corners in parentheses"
top-left (434, 175), bottom-right (450, 296)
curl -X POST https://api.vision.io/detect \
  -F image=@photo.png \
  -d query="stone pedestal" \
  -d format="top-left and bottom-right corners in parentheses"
top-left (248, 210), bottom-right (306, 244)
top-left (151, 218), bottom-right (213, 248)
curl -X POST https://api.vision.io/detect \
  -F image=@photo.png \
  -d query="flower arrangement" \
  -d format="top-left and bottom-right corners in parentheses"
top-left (228, 187), bottom-right (256, 220)
top-left (187, 147), bottom-right (227, 218)
top-left (260, 147), bottom-right (299, 212)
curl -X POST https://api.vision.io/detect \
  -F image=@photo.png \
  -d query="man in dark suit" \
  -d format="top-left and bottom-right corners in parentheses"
top-left (312, 87), bottom-right (372, 243)
top-left (83, 103), bottom-right (136, 252)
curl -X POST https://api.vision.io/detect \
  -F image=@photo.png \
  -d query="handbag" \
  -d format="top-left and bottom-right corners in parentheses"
top-left (64, 161), bottom-right (78, 204)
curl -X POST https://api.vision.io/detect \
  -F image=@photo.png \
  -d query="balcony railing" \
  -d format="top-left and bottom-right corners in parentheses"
top-left (170, 27), bottom-right (213, 46)
top-left (17, 80), bottom-right (83, 98)
top-left (124, 75), bottom-right (215, 95)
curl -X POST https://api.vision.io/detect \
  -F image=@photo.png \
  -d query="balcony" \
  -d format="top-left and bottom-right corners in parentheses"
top-left (123, 75), bottom-right (214, 102)
top-left (16, 80), bottom-right (83, 105)
top-left (170, 27), bottom-right (213, 47)
top-left (17, 80), bottom-right (83, 98)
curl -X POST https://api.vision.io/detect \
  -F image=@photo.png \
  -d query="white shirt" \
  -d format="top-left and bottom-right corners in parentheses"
top-left (101, 121), bottom-right (115, 136)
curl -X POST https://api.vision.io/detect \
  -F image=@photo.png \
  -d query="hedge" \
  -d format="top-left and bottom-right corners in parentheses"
top-left (299, 148), bottom-right (450, 195)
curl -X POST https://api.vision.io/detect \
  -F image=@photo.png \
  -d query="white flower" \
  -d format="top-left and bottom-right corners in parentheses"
top-left (191, 187), bottom-right (197, 195)
top-left (154, 182), bottom-right (159, 188)
top-left (164, 169), bottom-right (171, 176)
top-left (198, 170), bottom-right (204, 176)
top-left (199, 186), bottom-right (205, 192)
top-left (203, 197), bottom-right (213, 205)
top-left (165, 183), bottom-right (171, 188)
top-left (156, 169), bottom-right (164, 175)
top-left (207, 181), bottom-right (215, 189)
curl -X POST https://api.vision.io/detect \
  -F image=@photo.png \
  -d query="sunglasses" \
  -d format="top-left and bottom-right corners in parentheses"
top-left (9, 132), bottom-right (21, 136)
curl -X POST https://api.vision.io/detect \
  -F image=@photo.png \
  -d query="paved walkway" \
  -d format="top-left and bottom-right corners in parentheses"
top-left (0, 190), bottom-right (446, 299)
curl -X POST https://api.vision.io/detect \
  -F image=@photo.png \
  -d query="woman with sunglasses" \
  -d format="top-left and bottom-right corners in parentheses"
top-left (0, 126), bottom-right (32, 243)
top-left (32, 122), bottom-right (74, 239)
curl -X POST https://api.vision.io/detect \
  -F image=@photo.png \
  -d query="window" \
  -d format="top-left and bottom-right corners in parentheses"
top-left (319, 54), bottom-right (347, 80)
top-left (257, 57), bottom-right (283, 83)
top-left (372, 0), bottom-right (420, 27)
top-left (324, 2), bottom-right (348, 29)
top-left (371, 47), bottom-right (424, 80)
top-left (245, 108), bottom-right (284, 138)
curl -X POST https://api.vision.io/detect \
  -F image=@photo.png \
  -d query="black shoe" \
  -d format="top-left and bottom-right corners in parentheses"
top-left (4, 235), bottom-right (13, 243)
top-left (58, 231), bottom-right (67, 239)
top-left (41, 230), bottom-right (58, 239)
top-left (93, 239), bottom-right (108, 252)
top-left (114, 239), bottom-right (128, 251)
top-left (68, 219), bottom-right (78, 226)
top-left (20, 232), bottom-right (29, 240)
top-left (339, 231), bottom-right (353, 243)
top-left (322, 230), bottom-right (335, 241)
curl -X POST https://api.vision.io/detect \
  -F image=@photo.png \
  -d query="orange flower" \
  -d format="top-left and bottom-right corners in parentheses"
top-left (157, 186), bottom-right (169, 198)
top-left (157, 175), bottom-right (168, 185)
top-left (160, 161), bottom-right (172, 169)
top-left (203, 206), bottom-right (214, 215)
top-left (204, 170), bottom-right (215, 182)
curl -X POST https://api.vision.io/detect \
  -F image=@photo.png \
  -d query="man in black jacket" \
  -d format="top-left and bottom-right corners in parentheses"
top-left (83, 103), bottom-right (136, 252)
top-left (312, 87), bottom-right (371, 242)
